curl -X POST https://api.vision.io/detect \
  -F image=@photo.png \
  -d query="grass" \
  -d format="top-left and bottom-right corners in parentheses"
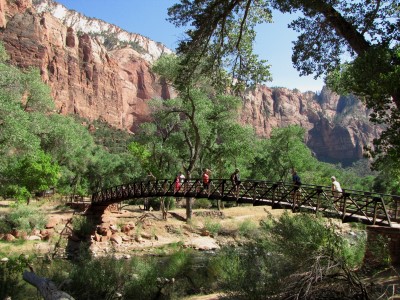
top-left (238, 219), bottom-right (258, 238)
top-left (0, 239), bottom-right (48, 257)
top-left (204, 218), bottom-right (221, 236)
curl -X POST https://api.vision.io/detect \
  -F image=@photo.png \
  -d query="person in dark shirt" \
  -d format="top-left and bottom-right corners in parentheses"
top-left (230, 168), bottom-right (240, 197)
top-left (292, 169), bottom-right (301, 187)
top-left (291, 169), bottom-right (301, 209)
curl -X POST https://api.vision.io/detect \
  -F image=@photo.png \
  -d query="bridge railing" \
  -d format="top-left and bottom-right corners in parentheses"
top-left (91, 179), bottom-right (400, 227)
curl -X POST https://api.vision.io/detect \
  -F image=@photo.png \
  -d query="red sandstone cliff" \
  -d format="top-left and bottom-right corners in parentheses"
top-left (241, 86), bottom-right (381, 164)
top-left (0, 0), bottom-right (382, 165)
top-left (0, 0), bottom-right (174, 131)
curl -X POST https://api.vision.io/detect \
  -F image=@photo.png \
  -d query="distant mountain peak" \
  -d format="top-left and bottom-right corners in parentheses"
top-left (33, 0), bottom-right (173, 62)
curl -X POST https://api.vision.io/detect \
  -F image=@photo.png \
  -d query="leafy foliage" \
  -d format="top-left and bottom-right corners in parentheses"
top-left (4, 150), bottom-right (59, 201)
top-left (141, 54), bottom-right (257, 181)
top-left (0, 41), bottom-right (140, 199)
top-left (251, 125), bottom-right (311, 181)
top-left (168, 0), bottom-right (272, 91)
top-left (167, 0), bottom-right (400, 186)
top-left (210, 212), bottom-right (368, 299)
top-left (0, 255), bottom-right (35, 299)
top-left (3, 204), bottom-right (47, 232)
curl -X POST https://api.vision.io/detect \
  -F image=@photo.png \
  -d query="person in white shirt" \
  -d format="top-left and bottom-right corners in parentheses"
top-left (331, 176), bottom-right (342, 198)
top-left (179, 172), bottom-right (185, 183)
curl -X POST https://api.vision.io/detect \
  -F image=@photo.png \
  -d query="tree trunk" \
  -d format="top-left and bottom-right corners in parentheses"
top-left (185, 171), bottom-right (193, 222)
top-left (23, 271), bottom-right (75, 300)
top-left (185, 197), bottom-right (192, 222)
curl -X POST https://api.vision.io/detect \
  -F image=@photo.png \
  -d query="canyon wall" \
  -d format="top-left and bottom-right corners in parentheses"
top-left (0, 0), bottom-right (382, 165)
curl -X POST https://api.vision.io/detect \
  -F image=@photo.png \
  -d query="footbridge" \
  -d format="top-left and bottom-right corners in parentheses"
top-left (91, 179), bottom-right (400, 228)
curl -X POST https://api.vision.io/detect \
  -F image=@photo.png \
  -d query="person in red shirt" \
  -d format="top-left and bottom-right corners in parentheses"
top-left (202, 169), bottom-right (210, 190)
top-left (174, 174), bottom-right (181, 191)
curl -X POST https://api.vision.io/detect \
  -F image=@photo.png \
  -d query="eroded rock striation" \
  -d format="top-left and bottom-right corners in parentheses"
top-left (241, 86), bottom-right (381, 164)
top-left (0, 0), bottom-right (381, 165)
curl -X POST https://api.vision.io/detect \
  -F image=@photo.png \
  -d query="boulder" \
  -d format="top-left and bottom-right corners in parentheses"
top-left (110, 234), bottom-right (122, 245)
top-left (3, 234), bottom-right (16, 241)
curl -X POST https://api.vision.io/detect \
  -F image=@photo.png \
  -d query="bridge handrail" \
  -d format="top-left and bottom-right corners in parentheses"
top-left (93, 178), bottom-right (400, 198)
top-left (91, 178), bottom-right (400, 227)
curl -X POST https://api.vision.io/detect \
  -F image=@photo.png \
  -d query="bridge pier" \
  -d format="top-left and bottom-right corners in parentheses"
top-left (364, 225), bottom-right (400, 268)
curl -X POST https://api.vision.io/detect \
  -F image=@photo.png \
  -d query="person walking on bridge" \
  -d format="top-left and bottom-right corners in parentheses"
top-left (230, 168), bottom-right (240, 198)
top-left (331, 176), bottom-right (343, 210)
top-left (144, 172), bottom-right (156, 211)
top-left (179, 171), bottom-right (185, 184)
top-left (331, 176), bottom-right (342, 197)
top-left (291, 169), bottom-right (302, 210)
top-left (202, 169), bottom-right (210, 192)
top-left (174, 174), bottom-right (181, 192)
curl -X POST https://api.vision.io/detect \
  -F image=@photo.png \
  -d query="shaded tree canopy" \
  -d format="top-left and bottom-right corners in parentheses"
top-left (168, 0), bottom-right (398, 92)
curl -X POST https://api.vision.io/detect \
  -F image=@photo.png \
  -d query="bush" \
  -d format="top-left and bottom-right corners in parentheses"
top-left (204, 218), bottom-right (221, 236)
top-left (193, 198), bottom-right (212, 209)
top-left (0, 255), bottom-right (36, 299)
top-left (71, 215), bottom-right (94, 238)
top-left (68, 255), bottom-right (130, 300)
top-left (210, 212), bottom-right (369, 299)
top-left (123, 258), bottom-right (160, 300)
top-left (6, 204), bottom-right (47, 232)
top-left (238, 219), bottom-right (258, 238)
top-left (0, 217), bottom-right (12, 234)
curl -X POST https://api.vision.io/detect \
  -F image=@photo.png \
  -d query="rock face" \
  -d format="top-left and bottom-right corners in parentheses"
top-left (0, 0), bottom-right (174, 131)
top-left (241, 86), bottom-right (381, 165)
top-left (0, 0), bottom-right (381, 165)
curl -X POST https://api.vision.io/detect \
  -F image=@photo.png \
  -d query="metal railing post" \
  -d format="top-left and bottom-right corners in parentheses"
top-left (342, 191), bottom-right (348, 220)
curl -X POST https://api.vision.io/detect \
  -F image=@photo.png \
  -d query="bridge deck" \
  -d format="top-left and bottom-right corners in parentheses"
top-left (91, 179), bottom-right (400, 227)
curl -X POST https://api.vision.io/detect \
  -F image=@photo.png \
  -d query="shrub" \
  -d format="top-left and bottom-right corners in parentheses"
top-left (238, 219), bottom-right (258, 238)
top-left (211, 212), bottom-right (369, 299)
top-left (0, 217), bottom-right (12, 234)
top-left (123, 257), bottom-right (160, 300)
top-left (193, 198), bottom-right (212, 209)
top-left (71, 215), bottom-right (94, 238)
top-left (6, 204), bottom-right (47, 232)
top-left (0, 255), bottom-right (36, 299)
top-left (68, 255), bottom-right (130, 300)
top-left (204, 218), bottom-right (221, 236)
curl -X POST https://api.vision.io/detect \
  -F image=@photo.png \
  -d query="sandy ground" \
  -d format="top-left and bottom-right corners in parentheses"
top-left (0, 199), bottom-right (285, 257)
top-left (88, 203), bottom-right (286, 257)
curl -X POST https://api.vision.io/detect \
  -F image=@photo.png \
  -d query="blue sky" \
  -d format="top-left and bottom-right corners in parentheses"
top-left (54, 0), bottom-right (324, 92)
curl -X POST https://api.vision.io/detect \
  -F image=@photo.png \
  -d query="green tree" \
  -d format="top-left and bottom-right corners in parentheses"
top-left (143, 54), bottom-right (252, 220)
top-left (5, 150), bottom-right (59, 203)
top-left (128, 141), bottom-right (151, 170)
top-left (206, 122), bottom-right (256, 179)
top-left (86, 149), bottom-right (140, 192)
top-left (0, 43), bottom-right (53, 200)
top-left (167, 0), bottom-right (400, 174)
top-left (21, 68), bottom-right (54, 112)
top-left (0, 41), bottom-right (142, 199)
top-left (29, 114), bottom-right (97, 195)
top-left (168, 0), bottom-right (272, 91)
top-left (251, 125), bottom-right (315, 181)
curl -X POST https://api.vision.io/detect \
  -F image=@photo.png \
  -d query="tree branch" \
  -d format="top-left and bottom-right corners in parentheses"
top-left (23, 271), bottom-right (75, 300)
